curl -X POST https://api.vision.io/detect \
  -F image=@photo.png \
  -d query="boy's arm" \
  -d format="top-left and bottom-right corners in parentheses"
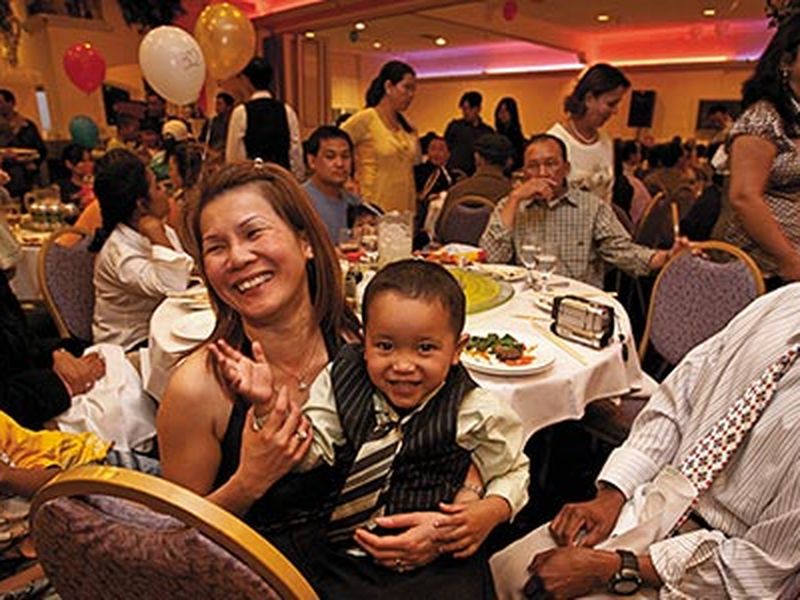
top-left (299, 365), bottom-right (346, 471)
top-left (456, 387), bottom-right (530, 516)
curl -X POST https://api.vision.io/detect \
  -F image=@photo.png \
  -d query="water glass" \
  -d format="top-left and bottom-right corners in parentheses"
top-left (534, 243), bottom-right (560, 292)
top-left (377, 211), bottom-right (413, 267)
top-left (515, 231), bottom-right (540, 288)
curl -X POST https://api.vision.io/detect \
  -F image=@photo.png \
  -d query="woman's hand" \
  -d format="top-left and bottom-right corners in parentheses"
top-left (435, 496), bottom-right (511, 558)
top-left (209, 339), bottom-right (275, 416)
top-left (52, 349), bottom-right (105, 396)
top-left (233, 385), bottom-right (313, 500)
top-left (354, 512), bottom-right (446, 572)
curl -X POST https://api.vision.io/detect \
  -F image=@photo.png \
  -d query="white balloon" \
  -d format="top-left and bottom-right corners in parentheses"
top-left (138, 26), bottom-right (206, 106)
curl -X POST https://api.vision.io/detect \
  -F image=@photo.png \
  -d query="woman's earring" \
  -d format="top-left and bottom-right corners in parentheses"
top-left (781, 66), bottom-right (791, 86)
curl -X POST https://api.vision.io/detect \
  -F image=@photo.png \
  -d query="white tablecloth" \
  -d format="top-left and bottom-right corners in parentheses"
top-left (465, 276), bottom-right (648, 434)
top-left (145, 275), bottom-right (650, 435)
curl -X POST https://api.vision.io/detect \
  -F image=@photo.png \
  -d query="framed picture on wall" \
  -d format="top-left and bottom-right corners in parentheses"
top-left (696, 99), bottom-right (741, 130)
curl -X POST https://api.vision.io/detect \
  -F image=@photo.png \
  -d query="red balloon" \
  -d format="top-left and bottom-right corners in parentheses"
top-left (63, 42), bottom-right (106, 94)
top-left (502, 0), bottom-right (518, 21)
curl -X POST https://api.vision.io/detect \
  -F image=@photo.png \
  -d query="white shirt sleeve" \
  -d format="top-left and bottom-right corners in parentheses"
top-left (112, 227), bottom-right (193, 298)
top-left (300, 365), bottom-right (345, 470)
top-left (456, 387), bottom-right (530, 516)
top-left (225, 104), bottom-right (247, 163)
top-left (285, 103), bottom-right (305, 181)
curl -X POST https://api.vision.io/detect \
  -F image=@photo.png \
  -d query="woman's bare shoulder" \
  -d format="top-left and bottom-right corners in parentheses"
top-left (160, 346), bottom-right (230, 427)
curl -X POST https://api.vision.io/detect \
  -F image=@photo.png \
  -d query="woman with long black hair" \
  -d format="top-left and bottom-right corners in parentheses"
top-left (494, 96), bottom-right (527, 172)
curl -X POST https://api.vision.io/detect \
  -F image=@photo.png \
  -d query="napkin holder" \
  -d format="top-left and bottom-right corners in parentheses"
top-left (551, 295), bottom-right (614, 349)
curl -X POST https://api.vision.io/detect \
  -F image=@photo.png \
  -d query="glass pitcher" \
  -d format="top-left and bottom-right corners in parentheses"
top-left (377, 211), bottom-right (413, 267)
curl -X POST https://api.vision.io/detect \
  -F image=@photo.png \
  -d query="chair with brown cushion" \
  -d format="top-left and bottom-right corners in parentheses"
top-left (37, 227), bottom-right (95, 343)
top-left (436, 194), bottom-right (496, 246)
top-left (31, 465), bottom-right (318, 600)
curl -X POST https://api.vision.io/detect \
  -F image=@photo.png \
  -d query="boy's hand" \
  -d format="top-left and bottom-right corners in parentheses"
top-left (435, 496), bottom-right (511, 558)
top-left (209, 339), bottom-right (275, 413)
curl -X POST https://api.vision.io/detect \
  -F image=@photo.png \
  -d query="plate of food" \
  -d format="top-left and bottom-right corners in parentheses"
top-left (471, 263), bottom-right (528, 282)
top-left (171, 310), bottom-right (216, 342)
top-left (462, 331), bottom-right (554, 376)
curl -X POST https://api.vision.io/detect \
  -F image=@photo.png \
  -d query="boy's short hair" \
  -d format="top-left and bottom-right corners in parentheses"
top-left (362, 259), bottom-right (465, 336)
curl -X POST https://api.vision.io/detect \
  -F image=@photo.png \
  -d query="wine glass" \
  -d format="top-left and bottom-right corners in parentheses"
top-left (534, 243), bottom-right (560, 293)
top-left (515, 231), bottom-right (541, 288)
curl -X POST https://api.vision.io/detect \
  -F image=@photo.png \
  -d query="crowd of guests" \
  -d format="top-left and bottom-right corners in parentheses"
top-left (1, 8), bottom-right (800, 598)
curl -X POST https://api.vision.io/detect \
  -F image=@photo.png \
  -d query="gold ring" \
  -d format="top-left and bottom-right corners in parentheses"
top-left (295, 429), bottom-right (308, 440)
top-left (252, 413), bottom-right (267, 432)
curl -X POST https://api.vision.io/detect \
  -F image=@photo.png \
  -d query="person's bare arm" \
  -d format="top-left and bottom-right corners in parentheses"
top-left (157, 349), bottom-right (227, 496)
top-left (729, 135), bottom-right (800, 279)
top-left (0, 463), bottom-right (59, 498)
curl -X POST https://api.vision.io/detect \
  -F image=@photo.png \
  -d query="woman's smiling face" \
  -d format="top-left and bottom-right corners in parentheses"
top-left (199, 184), bottom-right (313, 326)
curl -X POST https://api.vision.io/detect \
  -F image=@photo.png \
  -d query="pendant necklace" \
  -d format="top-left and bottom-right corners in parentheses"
top-left (271, 334), bottom-right (323, 392)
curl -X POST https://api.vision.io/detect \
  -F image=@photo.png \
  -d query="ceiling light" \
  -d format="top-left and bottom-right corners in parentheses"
top-left (304, 31), bottom-right (315, 39)
top-left (373, 41), bottom-right (382, 49)
top-left (596, 14), bottom-right (611, 23)
top-left (702, 7), bottom-right (716, 17)
top-left (434, 36), bottom-right (447, 46)
top-left (354, 21), bottom-right (366, 31)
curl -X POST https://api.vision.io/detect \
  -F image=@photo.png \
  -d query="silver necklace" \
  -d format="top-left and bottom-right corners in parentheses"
top-left (271, 334), bottom-right (323, 392)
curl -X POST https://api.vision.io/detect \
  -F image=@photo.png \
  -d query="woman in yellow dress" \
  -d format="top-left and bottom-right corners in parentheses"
top-left (341, 61), bottom-right (419, 213)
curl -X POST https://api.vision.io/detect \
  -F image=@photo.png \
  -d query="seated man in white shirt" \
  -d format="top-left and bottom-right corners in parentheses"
top-left (490, 284), bottom-right (800, 599)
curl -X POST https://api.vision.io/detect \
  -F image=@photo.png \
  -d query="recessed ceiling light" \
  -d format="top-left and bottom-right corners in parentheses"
top-left (372, 41), bottom-right (382, 49)
top-left (596, 14), bottom-right (611, 23)
top-left (434, 36), bottom-right (447, 46)
top-left (702, 7), bottom-right (716, 17)
top-left (304, 31), bottom-right (315, 39)
top-left (354, 21), bottom-right (366, 31)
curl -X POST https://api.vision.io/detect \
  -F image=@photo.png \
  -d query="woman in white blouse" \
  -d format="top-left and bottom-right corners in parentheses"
top-left (548, 63), bottom-right (631, 202)
top-left (90, 149), bottom-right (194, 350)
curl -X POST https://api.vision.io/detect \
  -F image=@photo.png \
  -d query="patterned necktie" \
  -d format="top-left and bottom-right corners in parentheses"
top-left (328, 413), bottom-right (403, 544)
top-left (672, 342), bottom-right (800, 530)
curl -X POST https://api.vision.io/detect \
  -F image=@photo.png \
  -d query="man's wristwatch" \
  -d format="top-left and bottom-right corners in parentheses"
top-left (608, 549), bottom-right (642, 595)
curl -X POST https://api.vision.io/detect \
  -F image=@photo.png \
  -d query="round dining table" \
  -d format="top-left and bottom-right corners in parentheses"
top-left (144, 270), bottom-right (651, 436)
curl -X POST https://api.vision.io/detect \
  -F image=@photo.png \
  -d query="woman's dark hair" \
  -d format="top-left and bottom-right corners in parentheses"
top-left (168, 141), bottom-right (204, 189)
top-left (742, 14), bottom-right (800, 134)
top-left (494, 97), bottom-right (527, 171)
top-left (564, 63), bottom-right (631, 117)
top-left (89, 149), bottom-right (149, 252)
top-left (365, 60), bottom-right (415, 133)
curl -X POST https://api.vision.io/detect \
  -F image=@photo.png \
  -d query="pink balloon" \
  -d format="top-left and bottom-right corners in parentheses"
top-left (63, 42), bottom-right (106, 94)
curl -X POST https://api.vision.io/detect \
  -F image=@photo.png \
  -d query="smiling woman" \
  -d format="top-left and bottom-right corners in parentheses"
top-left (157, 161), bottom-right (363, 581)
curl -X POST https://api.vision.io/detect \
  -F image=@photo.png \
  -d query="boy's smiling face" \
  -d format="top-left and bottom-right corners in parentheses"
top-left (364, 291), bottom-right (468, 411)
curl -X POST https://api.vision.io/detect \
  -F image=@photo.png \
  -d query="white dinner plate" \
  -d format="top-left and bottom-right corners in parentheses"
top-left (472, 264), bottom-right (528, 282)
top-left (461, 332), bottom-right (555, 377)
top-left (171, 310), bottom-right (216, 342)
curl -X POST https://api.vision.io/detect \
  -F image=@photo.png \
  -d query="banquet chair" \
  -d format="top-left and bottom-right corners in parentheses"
top-left (31, 465), bottom-right (318, 600)
top-left (436, 194), bottom-right (496, 245)
top-left (639, 240), bottom-right (765, 368)
top-left (583, 242), bottom-right (764, 448)
top-left (37, 227), bottom-right (95, 343)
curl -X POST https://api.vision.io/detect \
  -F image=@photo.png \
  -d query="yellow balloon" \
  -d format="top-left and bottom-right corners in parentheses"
top-left (194, 3), bottom-right (256, 81)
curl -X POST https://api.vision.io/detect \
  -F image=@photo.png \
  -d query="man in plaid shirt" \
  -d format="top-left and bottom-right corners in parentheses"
top-left (479, 134), bottom-right (686, 288)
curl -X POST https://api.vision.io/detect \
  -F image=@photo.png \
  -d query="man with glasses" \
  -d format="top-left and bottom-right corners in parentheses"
top-left (479, 134), bottom-right (684, 288)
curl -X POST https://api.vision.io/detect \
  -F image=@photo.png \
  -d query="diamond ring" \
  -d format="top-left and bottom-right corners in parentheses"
top-left (252, 413), bottom-right (267, 432)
